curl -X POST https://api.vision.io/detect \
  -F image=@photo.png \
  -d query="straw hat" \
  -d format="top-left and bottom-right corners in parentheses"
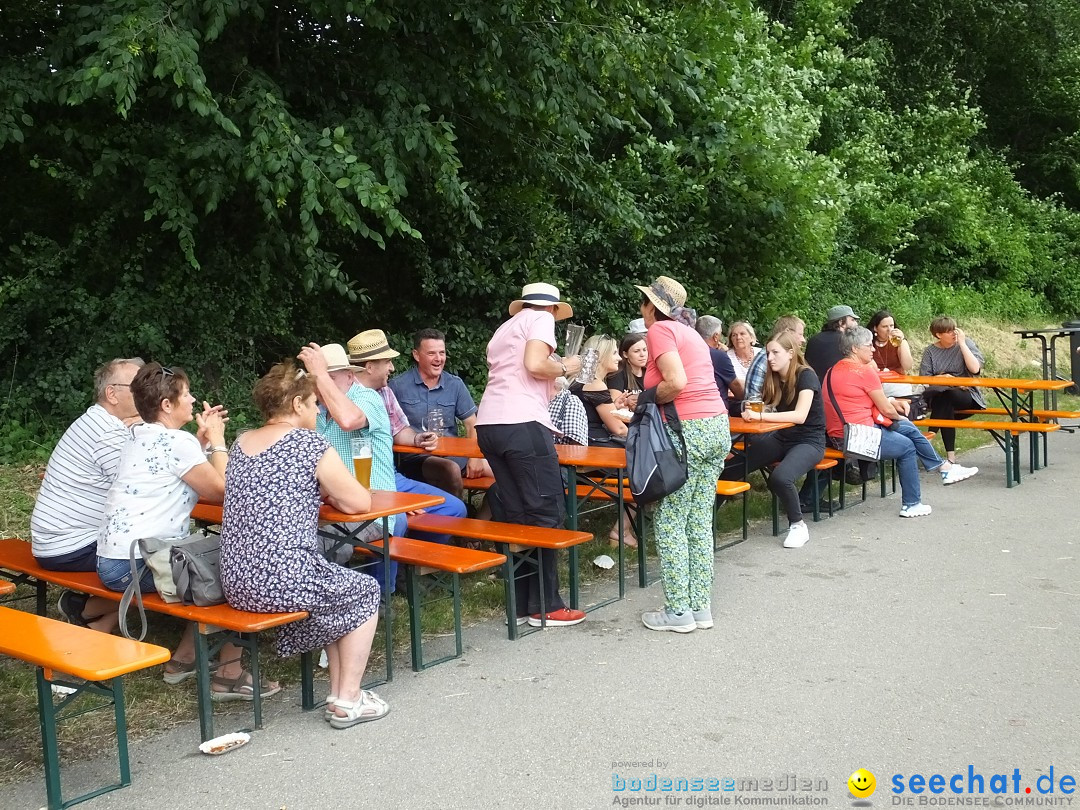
top-left (635, 276), bottom-right (687, 317)
top-left (508, 282), bottom-right (573, 321)
top-left (347, 329), bottom-right (400, 362)
top-left (320, 343), bottom-right (364, 373)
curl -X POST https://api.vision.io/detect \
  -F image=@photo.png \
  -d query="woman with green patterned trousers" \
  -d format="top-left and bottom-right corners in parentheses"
top-left (635, 276), bottom-right (731, 633)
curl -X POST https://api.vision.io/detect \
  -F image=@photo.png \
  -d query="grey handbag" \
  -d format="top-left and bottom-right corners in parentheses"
top-left (626, 387), bottom-right (689, 504)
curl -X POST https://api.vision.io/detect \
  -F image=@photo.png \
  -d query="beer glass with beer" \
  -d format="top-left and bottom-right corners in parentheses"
top-left (351, 436), bottom-right (372, 489)
top-left (745, 396), bottom-right (765, 415)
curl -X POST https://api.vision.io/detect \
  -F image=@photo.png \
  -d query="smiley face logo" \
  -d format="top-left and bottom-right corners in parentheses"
top-left (848, 768), bottom-right (876, 798)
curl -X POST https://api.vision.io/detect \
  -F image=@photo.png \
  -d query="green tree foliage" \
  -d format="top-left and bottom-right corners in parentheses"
top-left (1, 0), bottom-right (1079, 455)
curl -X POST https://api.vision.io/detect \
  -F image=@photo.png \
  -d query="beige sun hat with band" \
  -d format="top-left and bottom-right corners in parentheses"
top-left (347, 329), bottom-right (400, 362)
top-left (508, 282), bottom-right (574, 321)
top-left (320, 343), bottom-right (364, 373)
top-left (635, 275), bottom-right (687, 318)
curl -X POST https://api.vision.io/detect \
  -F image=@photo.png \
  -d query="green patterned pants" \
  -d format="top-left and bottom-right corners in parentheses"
top-left (650, 414), bottom-right (731, 613)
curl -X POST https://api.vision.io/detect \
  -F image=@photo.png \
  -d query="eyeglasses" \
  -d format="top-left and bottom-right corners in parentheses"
top-left (156, 366), bottom-right (175, 377)
top-left (107, 382), bottom-right (131, 388)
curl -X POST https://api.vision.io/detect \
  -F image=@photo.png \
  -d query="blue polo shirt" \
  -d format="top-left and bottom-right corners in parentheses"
top-left (388, 366), bottom-right (478, 436)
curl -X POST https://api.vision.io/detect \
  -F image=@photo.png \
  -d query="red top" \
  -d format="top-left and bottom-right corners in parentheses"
top-left (644, 321), bottom-right (727, 420)
top-left (823, 359), bottom-right (881, 438)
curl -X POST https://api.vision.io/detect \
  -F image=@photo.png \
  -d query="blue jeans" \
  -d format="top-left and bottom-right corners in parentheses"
top-left (97, 555), bottom-right (156, 593)
top-left (878, 420), bottom-right (944, 507)
top-left (358, 474), bottom-right (467, 592)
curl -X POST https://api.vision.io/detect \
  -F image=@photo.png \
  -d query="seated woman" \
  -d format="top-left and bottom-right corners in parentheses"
top-left (726, 321), bottom-right (763, 387)
top-left (98, 362), bottom-right (277, 699)
top-left (606, 332), bottom-right (647, 406)
top-left (571, 336), bottom-right (628, 448)
top-left (220, 361), bottom-right (387, 729)
top-left (867, 309), bottom-right (915, 399)
top-left (823, 328), bottom-right (978, 518)
top-left (919, 316), bottom-right (986, 463)
top-left (738, 332), bottom-right (826, 549)
top-left (570, 335), bottom-right (637, 546)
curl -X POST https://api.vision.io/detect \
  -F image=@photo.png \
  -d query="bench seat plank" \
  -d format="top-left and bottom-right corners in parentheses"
top-left (406, 514), bottom-right (591, 548)
top-left (359, 536), bottom-right (506, 575)
top-left (0, 605), bottom-right (170, 681)
top-left (917, 419), bottom-right (1060, 432)
top-left (0, 538), bottom-right (306, 632)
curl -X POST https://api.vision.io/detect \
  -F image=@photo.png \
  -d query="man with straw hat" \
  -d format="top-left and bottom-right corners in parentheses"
top-left (299, 336), bottom-right (466, 589)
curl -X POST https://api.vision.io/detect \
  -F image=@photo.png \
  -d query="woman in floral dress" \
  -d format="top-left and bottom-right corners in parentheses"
top-left (221, 361), bottom-right (387, 729)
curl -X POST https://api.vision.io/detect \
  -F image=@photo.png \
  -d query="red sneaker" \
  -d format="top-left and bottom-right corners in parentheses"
top-left (527, 608), bottom-right (586, 627)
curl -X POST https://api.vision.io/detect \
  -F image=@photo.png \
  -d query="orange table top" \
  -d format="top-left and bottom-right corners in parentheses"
top-left (729, 416), bottom-right (795, 434)
top-left (193, 490), bottom-right (444, 526)
top-left (0, 605), bottom-right (171, 680)
top-left (888, 375), bottom-right (1073, 391)
top-left (0, 580), bottom-right (14, 596)
top-left (395, 435), bottom-right (627, 469)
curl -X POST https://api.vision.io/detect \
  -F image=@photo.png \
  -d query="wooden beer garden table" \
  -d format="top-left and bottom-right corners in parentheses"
top-left (192, 489), bottom-right (443, 685)
top-left (885, 373), bottom-right (1074, 485)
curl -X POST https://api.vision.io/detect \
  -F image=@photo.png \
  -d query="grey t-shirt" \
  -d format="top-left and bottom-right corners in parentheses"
top-left (919, 338), bottom-right (986, 407)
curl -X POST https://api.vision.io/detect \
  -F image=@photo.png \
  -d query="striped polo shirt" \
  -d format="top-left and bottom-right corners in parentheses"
top-left (30, 404), bottom-right (128, 558)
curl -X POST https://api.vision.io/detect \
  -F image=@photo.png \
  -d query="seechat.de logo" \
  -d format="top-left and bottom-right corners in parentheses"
top-left (849, 768), bottom-right (877, 799)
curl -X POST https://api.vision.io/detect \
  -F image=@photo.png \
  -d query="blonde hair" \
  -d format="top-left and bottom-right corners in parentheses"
top-left (761, 332), bottom-right (811, 407)
top-left (577, 335), bottom-right (618, 384)
top-left (253, 360), bottom-right (317, 420)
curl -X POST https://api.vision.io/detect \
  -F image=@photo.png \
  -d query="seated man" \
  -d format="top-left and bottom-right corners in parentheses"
top-left (31, 357), bottom-right (145, 632)
top-left (388, 328), bottom-right (491, 498)
top-left (301, 336), bottom-right (467, 587)
top-left (695, 315), bottom-right (743, 411)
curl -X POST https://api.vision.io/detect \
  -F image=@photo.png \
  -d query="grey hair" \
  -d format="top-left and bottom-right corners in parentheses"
top-left (839, 326), bottom-right (873, 356)
top-left (94, 357), bottom-right (146, 402)
top-left (695, 315), bottom-right (723, 341)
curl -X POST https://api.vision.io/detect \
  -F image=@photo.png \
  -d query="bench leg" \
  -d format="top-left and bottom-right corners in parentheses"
top-left (300, 651), bottom-right (315, 711)
top-left (406, 565), bottom-right (423, 671)
top-left (193, 627), bottom-right (215, 742)
top-left (36, 668), bottom-right (132, 810)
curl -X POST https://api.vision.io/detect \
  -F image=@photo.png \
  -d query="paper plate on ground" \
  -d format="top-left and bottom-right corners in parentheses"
top-left (199, 731), bottom-right (250, 756)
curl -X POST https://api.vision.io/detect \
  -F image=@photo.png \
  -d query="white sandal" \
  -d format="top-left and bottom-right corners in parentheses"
top-left (323, 694), bottom-right (337, 722)
top-left (329, 690), bottom-right (390, 729)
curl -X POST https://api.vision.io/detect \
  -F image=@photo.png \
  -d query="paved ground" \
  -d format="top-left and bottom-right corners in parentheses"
top-left (6, 434), bottom-right (1080, 810)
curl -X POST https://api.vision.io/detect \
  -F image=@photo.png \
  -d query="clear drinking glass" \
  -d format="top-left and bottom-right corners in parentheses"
top-left (350, 436), bottom-right (372, 489)
top-left (578, 347), bottom-right (600, 383)
top-left (746, 397), bottom-right (764, 414)
top-left (422, 409), bottom-right (445, 435)
top-left (564, 323), bottom-right (585, 358)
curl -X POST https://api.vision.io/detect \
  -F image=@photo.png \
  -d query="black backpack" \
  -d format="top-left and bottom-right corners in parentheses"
top-left (626, 387), bottom-right (688, 504)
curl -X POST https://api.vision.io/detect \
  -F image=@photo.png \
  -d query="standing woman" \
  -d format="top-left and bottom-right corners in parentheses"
top-left (919, 316), bottom-right (986, 463)
top-left (726, 321), bottom-right (763, 387)
top-left (475, 283), bottom-right (586, 628)
top-left (636, 276), bottom-right (731, 633)
top-left (739, 332), bottom-right (826, 549)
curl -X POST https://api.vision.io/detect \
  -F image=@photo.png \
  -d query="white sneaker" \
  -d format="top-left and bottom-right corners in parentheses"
top-left (782, 522), bottom-right (810, 549)
top-left (899, 502), bottom-right (932, 518)
top-left (942, 464), bottom-right (979, 485)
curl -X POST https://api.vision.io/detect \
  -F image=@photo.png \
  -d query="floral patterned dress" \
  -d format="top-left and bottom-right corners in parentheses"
top-left (220, 429), bottom-right (379, 656)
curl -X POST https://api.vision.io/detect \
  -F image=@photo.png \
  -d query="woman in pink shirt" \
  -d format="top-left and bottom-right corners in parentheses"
top-left (475, 283), bottom-right (586, 628)
top-left (634, 276), bottom-right (730, 634)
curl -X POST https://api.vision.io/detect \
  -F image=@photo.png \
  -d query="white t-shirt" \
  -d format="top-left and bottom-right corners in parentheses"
top-left (98, 423), bottom-right (206, 560)
top-left (31, 404), bottom-right (127, 558)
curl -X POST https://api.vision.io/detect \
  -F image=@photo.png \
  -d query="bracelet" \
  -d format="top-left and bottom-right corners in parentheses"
top-left (559, 362), bottom-right (567, 376)
top-left (209, 445), bottom-right (228, 454)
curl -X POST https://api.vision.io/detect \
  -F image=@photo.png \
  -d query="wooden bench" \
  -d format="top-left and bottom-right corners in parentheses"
top-left (957, 407), bottom-right (1080, 421)
top-left (917, 418), bottom-right (1060, 487)
top-left (0, 605), bottom-right (170, 809)
top-left (352, 536), bottom-right (505, 671)
top-left (404, 514), bottom-right (592, 639)
top-left (0, 538), bottom-right (307, 742)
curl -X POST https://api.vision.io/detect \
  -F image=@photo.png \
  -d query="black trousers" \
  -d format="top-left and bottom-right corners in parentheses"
top-left (476, 422), bottom-right (566, 616)
top-left (924, 388), bottom-right (982, 452)
top-left (720, 434), bottom-right (824, 523)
